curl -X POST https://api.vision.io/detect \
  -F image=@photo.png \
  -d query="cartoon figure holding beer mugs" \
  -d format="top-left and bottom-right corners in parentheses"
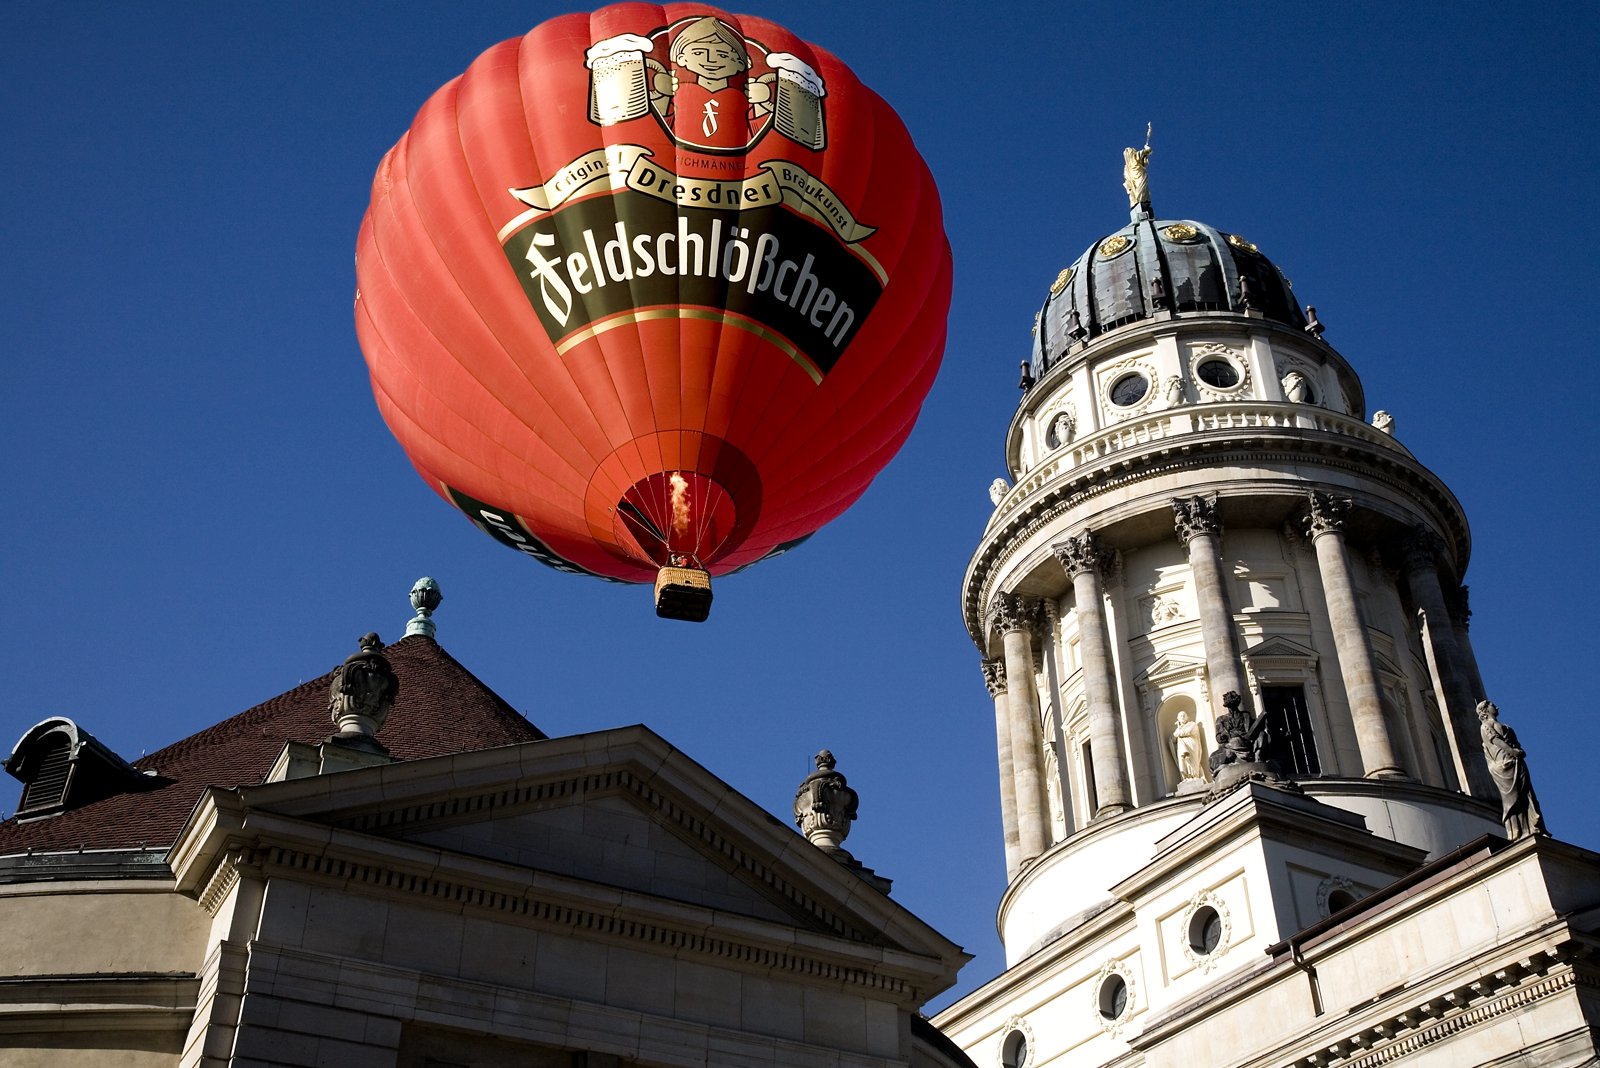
top-left (586, 17), bottom-right (826, 152)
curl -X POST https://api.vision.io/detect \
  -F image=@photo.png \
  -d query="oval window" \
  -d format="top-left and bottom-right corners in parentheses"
top-left (1327, 889), bottom-right (1357, 914)
top-left (1110, 373), bottom-right (1149, 407)
top-left (1188, 906), bottom-right (1223, 955)
top-left (1196, 358), bottom-right (1240, 389)
top-left (1001, 1028), bottom-right (1029, 1068)
top-left (1098, 974), bottom-right (1129, 1020)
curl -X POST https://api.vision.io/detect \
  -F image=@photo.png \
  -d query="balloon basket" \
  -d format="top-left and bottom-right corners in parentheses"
top-left (654, 566), bottom-right (713, 622)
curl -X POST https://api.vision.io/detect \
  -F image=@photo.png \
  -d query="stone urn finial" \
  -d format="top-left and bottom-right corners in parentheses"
top-left (794, 749), bottom-right (858, 852)
top-left (329, 633), bottom-right (399, 750)
top-left (406, 577), bottom-right (442, 638)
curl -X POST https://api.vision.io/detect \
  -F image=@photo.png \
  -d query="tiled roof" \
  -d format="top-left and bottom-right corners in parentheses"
top-left (0, 636), bottom-right (545, 855)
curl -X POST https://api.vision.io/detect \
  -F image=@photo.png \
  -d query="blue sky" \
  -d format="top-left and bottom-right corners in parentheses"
top-left (5, 2), bottom-right (1597, 1008)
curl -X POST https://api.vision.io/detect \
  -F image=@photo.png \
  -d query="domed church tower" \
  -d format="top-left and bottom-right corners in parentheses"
top-left (933, 148), bottom-right (1598, 1068)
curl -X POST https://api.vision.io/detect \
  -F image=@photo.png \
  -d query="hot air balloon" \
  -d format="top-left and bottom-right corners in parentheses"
top-left (355, 5), bottom-right (950, 620)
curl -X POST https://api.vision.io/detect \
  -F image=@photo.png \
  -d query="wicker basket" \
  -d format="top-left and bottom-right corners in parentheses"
top-left (654, 566), bottom-right (713, 622)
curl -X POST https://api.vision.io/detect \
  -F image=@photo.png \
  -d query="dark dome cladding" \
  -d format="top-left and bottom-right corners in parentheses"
top-left (1032, 218), bottom-right (1306, 371)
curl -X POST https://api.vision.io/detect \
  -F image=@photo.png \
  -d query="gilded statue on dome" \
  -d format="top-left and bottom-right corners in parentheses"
top-left (1123, 123), bottom-right (1153, 209)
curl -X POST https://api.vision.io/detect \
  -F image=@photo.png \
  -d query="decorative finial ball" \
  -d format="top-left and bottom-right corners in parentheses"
top-left (410, 577), bottom-right (442, 615)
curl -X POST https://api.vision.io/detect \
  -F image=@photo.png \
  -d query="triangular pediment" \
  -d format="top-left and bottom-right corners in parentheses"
top-left (1241, 636), bottom-right (1319, 663)
top-left (1136, 653), bottom-right (1208, 689)
top-left (378, 788), bottom-right (803, 927)
top-left (178, 726), bottom-right (960, 961)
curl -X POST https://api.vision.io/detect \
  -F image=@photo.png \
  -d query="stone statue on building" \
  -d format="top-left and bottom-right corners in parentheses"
top-left (1044, 739), bottom-right (1068, 839)
top-left (329, 633), bottom-right (399, 747)
top-left (1281, 370), bottom-right (1311, 403)
top-left (1372, 410), bottom-right (1395, 434)
top-left (1477, 700), bottom-right (1547, 840)
top-left (1123, 123), bottom-right (1153, 209)
top-left (1172, 710), bottom-right (1206, 782)
top-left (1208, 691), bottom-right (1269, 773)
top-left (989, 478), bottom-right (1010, 506)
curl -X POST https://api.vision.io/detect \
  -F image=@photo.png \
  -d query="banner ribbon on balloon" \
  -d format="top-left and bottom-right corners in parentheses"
top-left (504, 145), bottom-right (877, 249)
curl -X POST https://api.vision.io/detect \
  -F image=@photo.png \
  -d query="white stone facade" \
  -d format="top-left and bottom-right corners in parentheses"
top-left (946, 210), bottom-right (1600, 1066)
top-left (0, 728), bottom-right (971, 1067)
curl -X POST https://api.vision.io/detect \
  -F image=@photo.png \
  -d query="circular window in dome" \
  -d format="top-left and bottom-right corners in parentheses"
top-left (1110, 372), bottom-right (1149, 407)
top-left (1098, 974), bottom-right (1129, 1020)
top-left (1188, 906), bottom-right (1224, 955)
top-left (1196, 358), bottom-right (1240, 389)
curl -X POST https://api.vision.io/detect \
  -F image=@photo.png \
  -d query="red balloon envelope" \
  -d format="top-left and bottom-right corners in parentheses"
top-left (355, 4), bottom-right (950, 599)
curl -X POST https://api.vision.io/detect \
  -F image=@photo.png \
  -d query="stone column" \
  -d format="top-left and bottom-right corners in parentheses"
top-left (1403, 528), bottom-right (1495, 800)
top-left (1447, 583), bottom-right (1489, 703)
top-left (983, 657), bottom-right (1022, 877)
top-left (990, 593), bottom-right (1049, 863)
top-left (1171, 495), bottom-right (1247, 707)
top-left (1305, 493), bottom-right (1405, 778)
top-left (1053, 533), bottom-right (1132, 816)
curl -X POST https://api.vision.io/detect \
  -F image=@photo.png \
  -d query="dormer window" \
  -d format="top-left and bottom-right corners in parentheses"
top-left (17, 730), bottom-right (73, 813)
top-left (4, 718), bottom-right (162, 819)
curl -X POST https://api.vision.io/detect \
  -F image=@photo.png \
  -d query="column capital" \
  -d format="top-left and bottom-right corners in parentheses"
top-left (1171, 493), bottom-right (1222, 545)
top-left (988, 592), bottom-right (1042, 636)
top-left (1053, 531), bottom-right (1111, 579)
top-left (1303, 491), bottom-right (1352, 538)
top-left (1402, 525), bottom-right (1445, 572)
top-left (982, 657), bottom-right (1008, 697)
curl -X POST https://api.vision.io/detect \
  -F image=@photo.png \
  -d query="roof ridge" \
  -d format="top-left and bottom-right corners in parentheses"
top-left (2, 635), bottom-right (546, 855)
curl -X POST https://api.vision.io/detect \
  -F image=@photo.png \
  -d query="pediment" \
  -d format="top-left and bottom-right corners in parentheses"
top-left (377, 789), bottom-right (803, 928)
top-left (1241, 636), bottom-right (1319, 663)
top-left (1136, 653), bottom-right (1208, 689)
top-left (188, 727), bottom-right (958, 958)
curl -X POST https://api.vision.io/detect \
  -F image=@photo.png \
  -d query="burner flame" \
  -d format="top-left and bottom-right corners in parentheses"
top-left (669, 472), bottom-right (691, 536)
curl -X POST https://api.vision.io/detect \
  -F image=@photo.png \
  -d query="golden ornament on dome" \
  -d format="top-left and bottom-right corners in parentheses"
top-left (1099, 235), bottom-right (1131, 258)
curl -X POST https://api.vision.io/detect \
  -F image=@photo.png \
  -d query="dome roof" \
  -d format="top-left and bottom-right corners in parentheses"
top-left (1033, 213), bottom-right (1306, 366)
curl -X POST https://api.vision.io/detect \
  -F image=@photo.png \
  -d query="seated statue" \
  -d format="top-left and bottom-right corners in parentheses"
top-left (1207, 691), bottom-right (1269, 774)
